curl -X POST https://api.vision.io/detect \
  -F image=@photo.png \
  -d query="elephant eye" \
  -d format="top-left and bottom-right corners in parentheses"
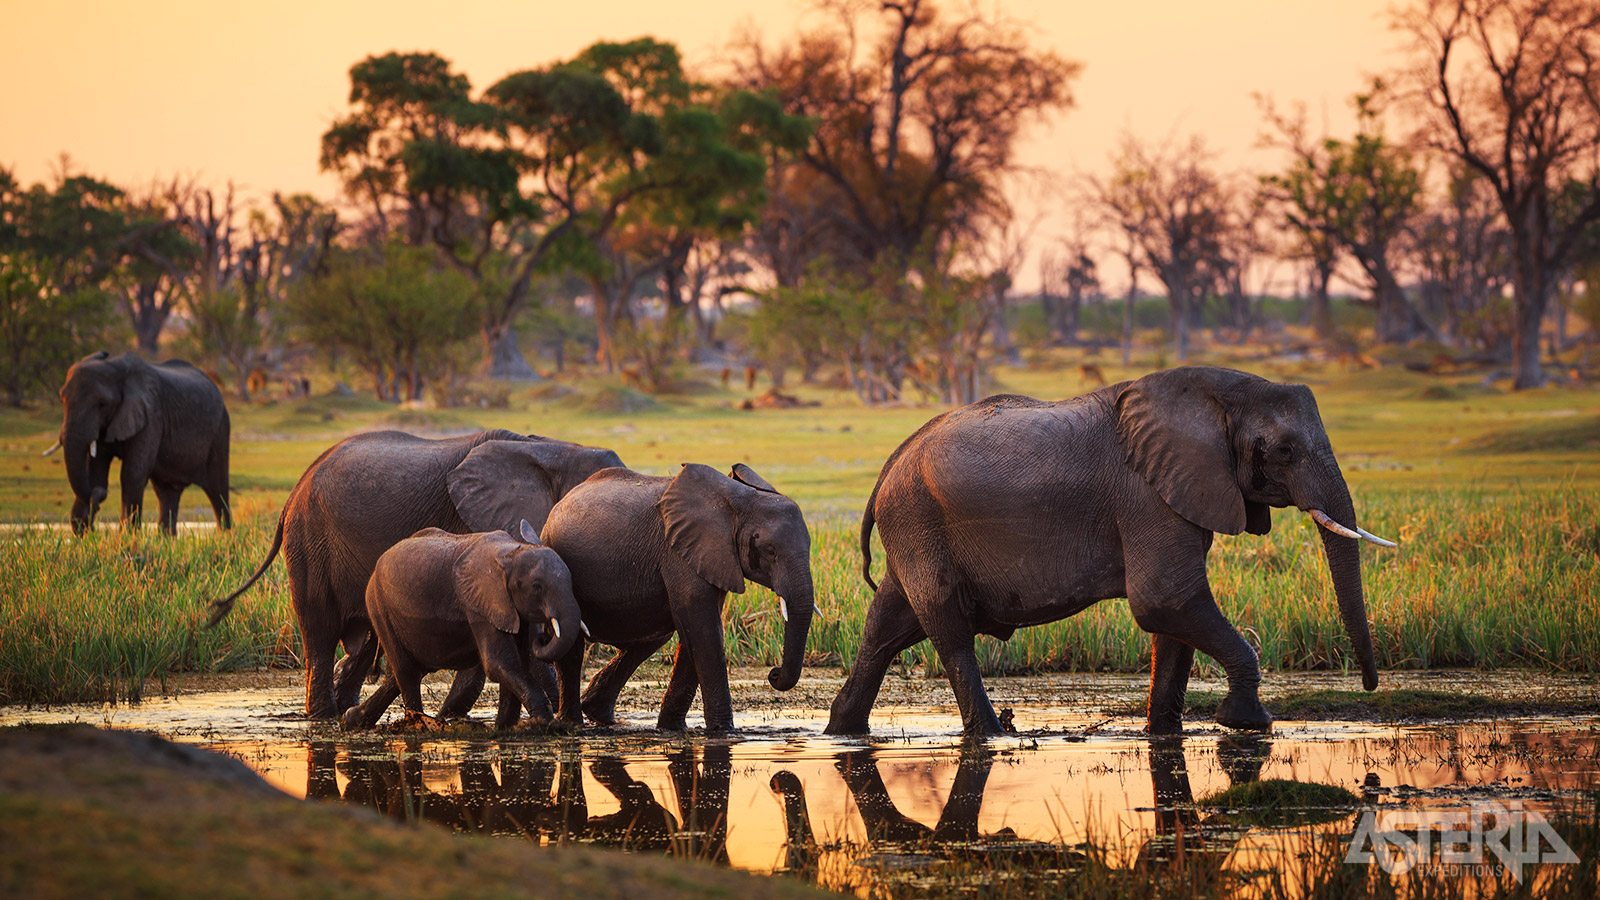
top-left (1275, 443), bottom-right (1295, 463)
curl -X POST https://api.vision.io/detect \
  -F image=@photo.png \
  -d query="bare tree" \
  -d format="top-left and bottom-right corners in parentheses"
top-left (1398, 0), bottom-right (1600, 387)
top-left (1093, 134), bottom-right (1231, 362)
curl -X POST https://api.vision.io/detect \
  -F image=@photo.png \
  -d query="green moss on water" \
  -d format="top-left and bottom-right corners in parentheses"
top-left (1196, 779), bottom-right (1359, 828)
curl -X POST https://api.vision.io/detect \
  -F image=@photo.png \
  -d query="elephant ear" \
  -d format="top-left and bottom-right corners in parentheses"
top-left (658, 463), bottom-right (746, 595)
top-left (1114, 370), bottom-right (1247, 535)
top-left (447, 440), bottom-right (578, 536)
top-left (106, 362), bottom-right (158, 442)
top-left (729, 463), bottom-right (778, 494)
top-left (454, 533), bottom-right (521, 634)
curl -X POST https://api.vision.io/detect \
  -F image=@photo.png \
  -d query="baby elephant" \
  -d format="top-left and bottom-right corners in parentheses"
top-left (341, 522), bottom-right (582, 731)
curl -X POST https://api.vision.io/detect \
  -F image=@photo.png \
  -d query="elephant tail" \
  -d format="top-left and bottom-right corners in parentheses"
top-left (206, 507), bottom-right (286, 628)
top-left (860, 496), bottom-right (879, 594)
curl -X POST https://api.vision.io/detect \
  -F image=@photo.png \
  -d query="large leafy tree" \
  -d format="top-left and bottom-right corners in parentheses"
top-left (1398, 0), bottom-right (1600, 387)
top-left (321, 42), bottom-right (800, 377)
top-left (1260, 93), bottom-right (1433, 345)
top-left (734, 0), bottom-right (1077, 401)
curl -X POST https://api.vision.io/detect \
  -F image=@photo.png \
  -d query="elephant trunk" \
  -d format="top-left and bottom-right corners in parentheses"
top-left (533, 588), bottom-right (583, 662)
top-left (1305, 460), bottom-right (1379, 691)
top-left (62, 426), bottom-right (104, 535)
top-left (768, 561), bottom-right (815, 691)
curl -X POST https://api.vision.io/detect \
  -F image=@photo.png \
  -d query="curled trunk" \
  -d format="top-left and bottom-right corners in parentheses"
top-left (533, 591), bottom-right (583, 662)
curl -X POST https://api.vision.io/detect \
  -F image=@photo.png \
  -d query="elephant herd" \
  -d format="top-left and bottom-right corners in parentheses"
top-left (53, 352), bottom-right (1396, 736)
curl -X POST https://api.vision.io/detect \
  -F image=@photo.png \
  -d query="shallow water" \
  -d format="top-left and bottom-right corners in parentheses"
top-left (5, 671), bottom-right (1598, 894)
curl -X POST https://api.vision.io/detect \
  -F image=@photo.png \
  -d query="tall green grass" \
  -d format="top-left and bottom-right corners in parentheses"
top-left (4, 484), bottom-right (1596, 706)
top-left (0, 506), bottom-right (298, 705)
top-left (727, 485), bottom-right (1600, 681)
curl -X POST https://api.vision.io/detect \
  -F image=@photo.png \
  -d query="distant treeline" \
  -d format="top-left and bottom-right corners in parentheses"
top-left (3, 0), bottom-right (1598, 407)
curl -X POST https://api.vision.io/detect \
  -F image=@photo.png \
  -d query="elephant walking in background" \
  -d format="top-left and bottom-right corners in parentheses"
top-left (540, 463), bottom-right (816, 732)
top-left (47, 351), bottom-right (231, 534)
top-left (827, 366), bottom-right (1396, 737)
top-left (208, 429), bottom-right (622, 719)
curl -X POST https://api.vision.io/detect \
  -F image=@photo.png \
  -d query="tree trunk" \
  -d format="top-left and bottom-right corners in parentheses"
top-left (1122, 284), bottom-right (1135, 366)
top-left (487, 324), bottom-right (541, 381)
top-left (1512, 272), bottom-right (1549, 389)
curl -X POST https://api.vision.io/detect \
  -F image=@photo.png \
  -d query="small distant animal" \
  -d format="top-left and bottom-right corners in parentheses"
top-left (719, 367), bottom-right (732, 387)
top-left (1078, 363), bottom-right (1106, 387)
top-left (745, 365), bottom-right (758, 391)
top-left (621, 366), bottom-right (644, 389)
top-left (247, 368), bottom-right (269, 398)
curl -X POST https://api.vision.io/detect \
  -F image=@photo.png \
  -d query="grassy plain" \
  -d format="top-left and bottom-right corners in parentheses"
top-left (2, 347), bottom-right (1597, 705)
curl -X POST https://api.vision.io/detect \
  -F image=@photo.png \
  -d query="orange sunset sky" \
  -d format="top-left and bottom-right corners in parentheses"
top-left (2, 0), bottom-right (1406, 291)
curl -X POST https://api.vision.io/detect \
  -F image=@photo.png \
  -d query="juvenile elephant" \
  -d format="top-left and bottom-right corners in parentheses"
top-left (340, 522), bottom-right (582, 731)
top-left (209, 429), bottom-right (623, 719)
top-left (827, 366), bottom-right (1396, 737)
top-left (46, 351), bottom-right (231, 534)
top-left (541, 463), bottom-right (816, 732)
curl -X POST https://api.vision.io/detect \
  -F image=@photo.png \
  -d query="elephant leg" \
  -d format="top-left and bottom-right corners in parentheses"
top-left (304, 638), bottom-right (340, 720)
top-left (206, 432), bottom-right (232, 530)
top-left (334, 626), bottom-right (380, 714)
top-left (580, 639), bottom-right (668, 725)
top-left (437, 666), bottom-right (486, 719)
top-left (1136, 591), bottom-right (1269, 731)
top-left (670, 594), bottom-right (734, 732)
top-left (1147, 634), bottom-right (1195, 735)
top-left (657, 641), bottom-right (701, 732)
top-left (341, 672), bottom-right (401, 731)
top-left (924, 629), bottom-right (1003, 737)
top-left (554, 640), bottom-right (588, 727)
top-left (151, 479), bottom-right (182, 535)
top-left (487, 660), bottom-right (552, 729)
top-left (826, 575), bottom-right (926, 735)
top-left (119, 471), bottom-right (147, 530)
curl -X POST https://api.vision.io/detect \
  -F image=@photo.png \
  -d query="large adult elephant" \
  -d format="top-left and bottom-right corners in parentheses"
top-left (540, 463), bottom-right (816, 732)
top-left (208, 429), bottom-right (623, 719)
top-left (826, 366), bottom-right (1395, 738)
top-left (46, 351), bottom-right (232, 535)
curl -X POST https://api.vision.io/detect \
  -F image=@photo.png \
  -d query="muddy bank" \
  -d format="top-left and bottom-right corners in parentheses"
top-left (0, 724), bottom-right (829, 900)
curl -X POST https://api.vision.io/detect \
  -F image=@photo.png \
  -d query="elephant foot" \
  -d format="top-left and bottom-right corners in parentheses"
top-left (580, 697), bottom-right (618, 726)
top-left (339, 708), bottom-right (370, 732)
top-left (554, 715), bottom-right (584, 732)
top-left (657, 715), bottom-right (688, 732)
top-left (1215, 693), bottom-right (1273, 731)
top-left (397, 710), bottom-right (446, 733)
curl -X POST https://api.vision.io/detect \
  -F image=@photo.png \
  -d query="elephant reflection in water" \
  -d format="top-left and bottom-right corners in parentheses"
top-left (1137, 735), bottom-right (1270, 869)
top-left (769, 744), bottom-right (1067, 875)
top-left (768, 737), bottom-right (1276, 875)
top-left (304, 740), bottom-right (733, 861)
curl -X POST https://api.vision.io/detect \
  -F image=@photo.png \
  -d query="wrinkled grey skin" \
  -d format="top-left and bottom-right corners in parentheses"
top-left (55, 352), bottom-right (231, 534)
top-left (341, 524), bottom-right (582, 731)
top-left (827, 366), bottom-right (1379, 737)
top-left (541, 463), bottom-right (816, 733)
top-left (208, 429), bottom-right (622, 720)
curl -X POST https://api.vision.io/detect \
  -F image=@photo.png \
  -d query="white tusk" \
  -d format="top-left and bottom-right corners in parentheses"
top-left (550, 619), bottom-right (561, 640)
top-left (1308, 508), bottom-right (1360, 540)
top-left (89, 440), bottom-right (97, 458)
top-left (1357, 526), bottom-right (1398, 548)
top-left (580, 620), bottom-right (591, 638)
top-left (780, 597), bottom-right (789, 622)
top-left (42, 440), bottom-right (62, 457)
